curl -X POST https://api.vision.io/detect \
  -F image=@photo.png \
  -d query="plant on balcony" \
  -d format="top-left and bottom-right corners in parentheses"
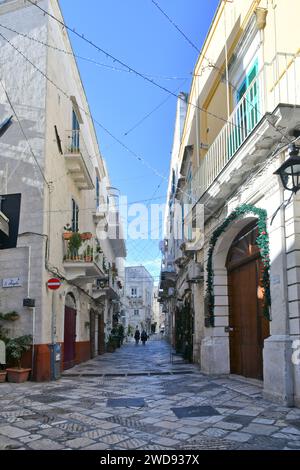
top-left (68, 232), bottom-right (82, 260)
top-left (84, 244), bottom-right (93, 262)
top-left (103, 256), bottom-right (108, 274)
top-left (6, 335), bottom-right (33, 383)
top-left (94, 245), bottom-right (103, 263)
top-left (81, 232), bottom-right (92, 240)
top-left (111, 263), bottom-right (118, 281)
top-left (63, 223), bottom-right (73, 240)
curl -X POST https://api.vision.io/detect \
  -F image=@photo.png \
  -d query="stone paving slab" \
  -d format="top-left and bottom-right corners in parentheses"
top-left (0, 340), bottom-right (299, 450)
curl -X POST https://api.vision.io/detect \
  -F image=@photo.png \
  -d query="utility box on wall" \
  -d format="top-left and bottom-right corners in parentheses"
top-left (49, 343), bottom-right (61, 380)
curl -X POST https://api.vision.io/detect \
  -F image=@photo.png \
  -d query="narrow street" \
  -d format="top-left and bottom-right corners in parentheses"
top-left (1, 339), bottom-right (300, 451)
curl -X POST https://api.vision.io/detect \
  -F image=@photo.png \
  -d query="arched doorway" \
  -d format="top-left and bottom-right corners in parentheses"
top-left (64, 293), bottom-right (77, 370)
top-left (226, 221), bottom-right (269, 379)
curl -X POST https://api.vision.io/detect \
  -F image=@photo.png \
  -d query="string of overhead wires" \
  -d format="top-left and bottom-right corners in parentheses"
top-left (24, 0), bottom-right (281, 142)
top-left (150, 0), bottom-right (200, 53)
top-left (0, 25), bottom-right (284, 216)
top-left (123, 79), bottom-right (188, 136)
top-left (0, 22), bottom-right (189, 82)
top-left (0, 30), bottom-right (194, 211)
top-left (0, 27), bottom-right (292, 237)
top-left (0, 7), bottom-right (293, 241)
top-left (1, 6), bottom-right (294, 253)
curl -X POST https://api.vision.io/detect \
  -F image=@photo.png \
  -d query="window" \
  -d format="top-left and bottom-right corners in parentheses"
top-left (171, 169), bottom-right (176, 195)
top-left (72, 198), bottom-right (79, 232)
top-left (0, 115), bottom-right (13, 138)
top-left (134, 310), bottom-right (139, 316)
top-left (229, 59), bottom-right (260, 157)
top-left (131, 288), bottom-right (137, 298)
top-left (71, 110), bottom-right (80, 151)
top-left (96, 176), bottom-right (100, 208)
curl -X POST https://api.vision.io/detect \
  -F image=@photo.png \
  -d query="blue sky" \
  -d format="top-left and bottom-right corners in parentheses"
top-left (60, 0), bottom-right (219, 282)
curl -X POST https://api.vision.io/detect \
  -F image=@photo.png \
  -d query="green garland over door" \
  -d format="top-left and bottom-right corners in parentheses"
top-left (205, 204), bottom-right (271, 327)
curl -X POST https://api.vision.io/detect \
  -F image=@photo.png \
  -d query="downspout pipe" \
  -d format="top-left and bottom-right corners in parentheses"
top-left (279, 152), bottom-right (294, 406)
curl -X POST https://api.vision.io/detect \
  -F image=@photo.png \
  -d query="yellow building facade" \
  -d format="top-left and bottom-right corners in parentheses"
top-left (161, 0), bottom-right (300, 406)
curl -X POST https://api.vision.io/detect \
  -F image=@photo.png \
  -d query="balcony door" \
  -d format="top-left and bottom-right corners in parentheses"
top-left (229, 60), bottom-right (259, 157)
top-left (237, 60), bottom-right (259, 134)
top-left (72, 110), bottom-right (80, 151)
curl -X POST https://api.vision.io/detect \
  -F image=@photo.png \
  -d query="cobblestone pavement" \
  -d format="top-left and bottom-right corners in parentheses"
top-left (1, 338), bottom-right (300, 450)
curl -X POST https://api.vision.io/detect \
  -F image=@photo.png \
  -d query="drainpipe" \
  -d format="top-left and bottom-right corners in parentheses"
top-left (27, 245), bottom-right (36, 377)
top-left (195, 79), bottom-right (200, 167)
top-left (278, 152), bottom-right (294, 406)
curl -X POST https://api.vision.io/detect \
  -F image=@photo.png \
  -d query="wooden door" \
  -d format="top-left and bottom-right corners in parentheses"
top-left (63, 306), bottom-right (76, 370)
top-left (98, 314), bottom-right (105, 355)
top-left (227, 222), bottom-right (269, 380)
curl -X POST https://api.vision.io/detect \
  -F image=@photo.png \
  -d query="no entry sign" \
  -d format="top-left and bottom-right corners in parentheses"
top-left (47, 278), bottom-right (61, 290)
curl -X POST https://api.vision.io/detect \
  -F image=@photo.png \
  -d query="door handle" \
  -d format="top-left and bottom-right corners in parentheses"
top-left (225, 326), bottom-right (234, 333)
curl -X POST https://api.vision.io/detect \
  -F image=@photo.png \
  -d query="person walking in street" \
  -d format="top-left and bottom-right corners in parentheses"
top-left (134, 328), bottom-right (140, 345)
top-left (141, 330), bottom-right (148, 345)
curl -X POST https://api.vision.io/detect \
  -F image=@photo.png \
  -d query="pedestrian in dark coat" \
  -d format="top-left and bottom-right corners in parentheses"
top-left (134, 329), bottom-right (140, 345)
top-left (141, 330), bottom-right (148, 345)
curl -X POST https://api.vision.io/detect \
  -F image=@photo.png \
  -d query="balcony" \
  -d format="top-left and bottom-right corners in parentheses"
top-left (191, 54), bottom-right (300, 215)
top-left (0, 211), bottom-right (9, 236)
top-left (64, 130), bottom-right (94, 190)
top-left (93, 195), bottom-right (108, 225)
top-left (92, 272), bottom-right (121, 301)
top-left (63, 233), bottom-right (106, 285)
top-left (160, 256), bottom-right (177, 293)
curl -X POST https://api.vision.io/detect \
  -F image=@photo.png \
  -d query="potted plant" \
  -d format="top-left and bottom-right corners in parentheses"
top-left (85, 244), bottom-right (92, 262)
top-left (68, 232), bottom-right (82, 260)
top-left (0, 311), bottom-right (22, 382)
top-left (103, 256), bottom-right (108, 274)
top-left (81, 232), bottom-right (92, 240)
top-left (117, 324), bottom-right (124, 345)
top-left (63, 223), bottom-right (73, 240)
top-left (6, 335), bottom-right (33, 383)
top-left (106, 335), bottom-right (116, 353)
top-left (111, 327), bottom-right (121, 348)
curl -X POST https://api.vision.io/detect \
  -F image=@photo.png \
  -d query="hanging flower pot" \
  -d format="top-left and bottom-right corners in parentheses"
top-left (81, 232), bottom-right (92, 240)
top-left (63, 232), bottom-right (73, 240)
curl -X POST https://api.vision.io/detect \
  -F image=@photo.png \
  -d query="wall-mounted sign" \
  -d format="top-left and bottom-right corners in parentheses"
top-left (2, 277), bottom-right (22, 288)
top-left (47, 278), bottom-right (61, 290)
top-left (23, 298), bottom-right (35, 308)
